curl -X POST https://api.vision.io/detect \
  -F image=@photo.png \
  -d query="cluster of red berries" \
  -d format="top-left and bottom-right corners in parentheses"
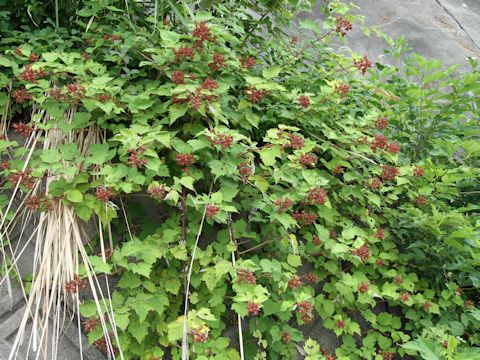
top-left (376, 117), bottom-right (389, 129)
top-left (413, 167), bottom-right (425, 177)
top-left (48, 87), bottom-right (68, 101)
top-left (329, 228), bottom-right (337, 239)
top-left (176, 153), bottom-right (195, 172)
top-left (312, 235), bottom-right (322, 245)
top-left (192, 21), bottom-right (216, 47)
top-left (237, 269), bottom-right (256, 285)
top-left (354, 55), bottom-right (373, 75)
top-left (375, 228), bottom-right (385, 239)
top-left (206, 204), bottom-right (219, 219)
top-left (336, 319), bottom-right (345, 329)
top-left (12, 122), bottom-right (34, 137)
top-left (202, 78), bottom-right (218, 91)
top-left (292, 210), bottom-right (317, 225)
top-left (95, 187), bottom-right (115, 203)
top-left (172, 70), bottom-right (184, 84)
top-left (98, 93), bottom-right (110, 102)
top-left (9, 168), bottom-right (35, 188)
top-left (358, 282), bottom-right (370, 293)
top-left (239, 54), bottom-right (256, 69)
top-left (0, 161), bottom-right (10, 170)
top-left (238, 161), bottom-right (253, 183)
top-left (25, 194), bottom-right (53, 212)
top-left (335, 15), bottom-right (353, 36)
top-left (333, 165), bottom-right (345, 175)
top-left (388, 143), bottom-right (401, 154)
top-left (209, 52), bottom-right (226, 71)
top-left (65, 274), bottom-right (86, 293)
top-left (296, 301), bottom-right (313, 323)
top-left (102, 34), bottom-right (121, 42)
top-left (371, 134), bottom-right (388, 151)
top-left (380, 351), bottom-right (394, 360)
top-left (281, 331), bottom-right (292, 343)
top-left (189, 326), bottom-right (209, 343)
top-left (376, 258), bottom-right (385, 267)
top-left (21, 65), bottom-right (47, 83)
top-left (29, 53), bottom-right (39, 62)
top-left (291, 36), bottom-right (298, 45)
top-left (128, 147), bottom-right (148, 168)
top-left (148, 185), bottom-right (166, 201)
top-left (335, 82), bottom-right (350, 97)
top-left (321, 348), bottom-right (335, 360)
top-left (305, 187), bottom-right (327, 205)
top-left (247, 301), bottom-right (261, 316)
top-left (302, 272), bottom-right (318, 283)
top-left (381, 165), bottom-right (398, 181)
top-left (93, 335), bottom-right (119, 355)
top-left (393, 275), bottom-right (403, 285)
top-left (299, 153), bottom-right (318, 168)
top-left (275, 197), bottom-right (293, 212)
top-left (174, 47), bottom-right (195, 62)
top-left (244, 86), bottom-right (266, 103)
top-left (455, 287), bottom-right (464, 296)
top-left (287, 275), bottom-right (304, 290)
top-left (352, 243), bottom-right (370, 261)
top-left (285, 133), bottom-right (305, 150)
top-left (12, 88), bottom-right (32, 104)
top-left (83, 317), bottom-right (99, 333)
top-left (367, 177), bottom-right (383, 190)
top-left (298, 95), bottom-right (311, 108)
top-left (415, 195), bottom-right (427, 206)
top-left (422, 301), bottom-right (432, 311)
top-left (206, 131), bottom-right (233, 149)
top-left (66, 82), bottom-right (86, 98)
top-left (399, 292), bottom-right (411, 303)
top-left (465, 299), bottom-right (475, 308)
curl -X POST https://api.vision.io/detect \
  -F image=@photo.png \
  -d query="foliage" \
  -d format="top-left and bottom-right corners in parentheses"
top-left (0, 1), bottom-right (478, 359)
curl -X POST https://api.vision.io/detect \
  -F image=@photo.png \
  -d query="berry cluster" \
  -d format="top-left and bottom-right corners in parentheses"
top-left (236, 269), bottom-right (256, 285)
top-left (422, 301), bottom-right (432, 311)
top-left (393, 275), bottom-right (403, 285)
top-left (29, 53), bottom-right (39, 62)
top-left (465, 299), bottom-right (475, 308)
top-left (375, 258), bottom-right (385, 267)
top-left (415, 195), bottom-right (427, 206)
top-left (83, 317), bottom-right (99, 333)
top-left (49, 87), bottom-right (68, 101)
top-left (296, 301), bottom-right (313, 323)
top-left (93, 335), bottom-right (119, 355)
top-left (176, 153), bottom-right (195, 172)
top-left (381, 165), bottom-right (398, 181)
top-left (352, 243), bottom-right (370, 261)
top-left (335, 319), bottom-right (345, 329)
top-left (298, 95), bottom-right (311, 108)
top-left (380, 351), bottom-right (393, 360)
top-left (174, 47), bottom-right (195, 62)
top-left (305, 187), bottom-right (327, 205)
top-left (238, 162), bottom-right (253, 183)
top-left (335, 82), bottom-right (350, 97)
top-left (335, 15), bottom-right (353, 36)
top-left (371, 134), bottom-right (388, 151)
top-left (333, 165), bottom-right (345, 175)
top-left (367, 177), bottom-right (382, 190)
top-left (13, 88), bottom-right (32, 104)
top-left (192, 21), bottom-right (215, 47)
top-left (172, 70), bottom-right (184, 84)
top-left (275, 197), bottom-right (292, 212)
top-left (312, 235), bottom-right (322, 246)
top-left (321, 349), bottom-right (335, 360)
top-left (206, 131), bottom-right (233, 149)
top-left (12, 122), bottom-right (34, 137)
top-left (148, 185), bottom-right (166, 201)
top-left (247, 301), bottom-right (261, 316)
top-left (299, 153), bottom-right (318, 168)
top-left (291, 36), bottom-right (298, 45)
top-left (302, 272), bottom-right (318, 283)
top-left (281, 331), bottom-right (292, 343)
top-left (244, 86), bottom-right (266, 103)
top-left (358, 282), bottom-right (370, 293)
top-left (189, 326), bottom-right (209, 343)
top-left (202, 78), bottom-right (218, 91)
top-left (399, 292), bottom-right (411, 303)
top-left (98, 93), bottom-right (110, 102)
top-left (329, 228), bottom-right (337, 239)
top-left (65, 274), bottom-right (86, 293)
top-left (206, 204), bottom-right (219, 219)
top-left (21, 65), bottom-right (47, 83)
top-left (287, 275), bottom-right (304, 290)
top-left (95, 187), bottom-right (115, 203)
top-left (292, 210), bottom-right (317, 225)
top-left (376, 117), bottom-right (389, 129)
top-left (0, 161), bottom-right (10, 170)
top-left (413, 167), bottom-right (425, 177)
top-left (66, 83), bottom-right (86, 98)
top-left (209, 52), bottom-right (226, 71)
top-left (128, 147), bottom-right (148, 168)
top-left (285, 133), bottom-right (305, 150)
top-left (25, 194), bottom-right (53, 212)
top-left (354, 55), bottom-right (373, 75)
top-left (374, 228), bottom-right (385, 239)
top-left (388, 142), bottom-right (400, 154)
top-left (102, 34), bottom-right (121, 42)
top-left (239, 54), bottom-right (256, 69)
top-left (9, 168), bottom-right (35, 188)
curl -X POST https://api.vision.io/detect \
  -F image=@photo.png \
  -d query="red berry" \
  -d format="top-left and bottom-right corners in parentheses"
top-left (305, 187), bottom-right (327, 205)
top-left (296, 301), bottom-right (313, 323)
top-left (275, 197), bottom-right (293, 212)
top-left (422, 301), bottom-right (432, 311)
top-left (375, 258), bottom-right (385, 267)
top-left (298, 95), bottom-right (311, 108)
top-left (206, 204), bottom-right (219, 219)
top-left (302, 272), bottom-right (318, 283)
top-left (292, 210), bottom-right (317, 225)
top-left (393, 276), bottom-right (403, 285)
top-left (335, 15), bottom-right (352, 36)
top-left (358, 282), bottom-right (370, 293)
top-left (335, 319), bottom-right (345, 329)
top-left (281, 331), bottom-right (292, 343)
top-left (399, 292), bottom-right (411, 303)
top-left (299, 153), bottom-right (318, 168)
top-left (376, 117), bottom-right (389, 129)
top-left (381, 165), bottom-right (398, 181)
top-left (192, 21), bottom-right (212, 43)
top-left (287, 275), bottom-right (304, 290)
top-left (174, 47), bottom-right (195, 62)
top-left (371, 134), bottom-right (388, 152)
top-left (247, 302), bottom-right (261, 316)
top-left (413, 167), bottom-right (425, 177)
top-left (333, 165), bottom-right (345, 175)
top-left (287, 133), bottom-right (305, 150)
top-left (354, 55), bottom-right (373, 75)
top-left (244, 86), bottom-right (266, 103)
top-left (388, 142), bottom-right (400, 154)
top-left (12, 122), bottom-right (34, 137)
top-left (13, 87), bottom-right (32, 103)
top-left (172, 70), bottom-right (185, 84)
top-left (148, 185), bottom-right (166, 201)
top-left (367, 177), bottom-right (383, 190)
top-left (374, 228), bottom-right (385, 239)
top-left (415, 196), bottom-right (427, 206)
top-left (238, 162), bottom-right (253, 183)
top-left (239, 54), bottom-right (256, 69)
top-left (95, 187), bottom-right (115, 203)
top-left (83, 317), bottom-right (99, 333)
top-left (352, 243), bottom-right (370, 261)
top-left (66, 82), bottom-right (86, 98)
top-left (291, 36), bottom-right (298, 45)
top-left (236, 269), bottom-right (256, 285)
top-left (176, 153), bottom-right (195, 171)
top-left (335, 82), bottom-right (350, 97)
top-left (189, 326), bottom-right (209, 343)
top-left (209, 52), bottom-right (226, 71)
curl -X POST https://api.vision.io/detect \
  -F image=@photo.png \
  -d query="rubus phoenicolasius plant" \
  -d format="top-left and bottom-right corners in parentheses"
top-left (0, 0), bottom-right (478, 359)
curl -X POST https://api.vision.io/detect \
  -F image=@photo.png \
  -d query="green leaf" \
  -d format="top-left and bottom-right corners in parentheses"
top-left (262, 66), bottom-right (282, 80)
top-left (65, 190), bottom-right (83, 203)
top-left (160, 29), bottom-right (181, 44)
top-left (169, 104), bottom-right (187, 124)
top-left (259, 145), bottom-right (281, 166)
top-left (402, 338), bottom-right (442, 360)
top-left (130, 320), bottom-right (149, 343)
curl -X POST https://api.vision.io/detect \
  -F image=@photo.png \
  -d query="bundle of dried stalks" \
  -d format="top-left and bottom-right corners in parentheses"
top-left (0, 106), bottom-right (122, 359)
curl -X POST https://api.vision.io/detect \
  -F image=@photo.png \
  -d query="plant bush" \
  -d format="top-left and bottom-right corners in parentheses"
top-left (0, 1), bottom-right (478, 359)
